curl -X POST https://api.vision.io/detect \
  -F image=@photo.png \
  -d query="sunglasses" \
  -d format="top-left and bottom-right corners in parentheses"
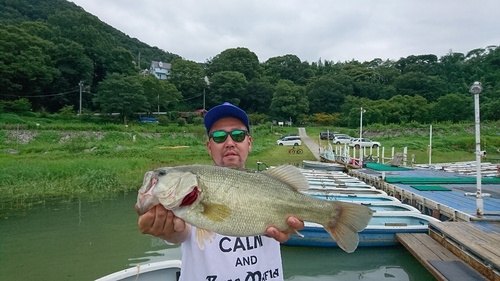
top-left (209, 129), bottom-right (249, 143)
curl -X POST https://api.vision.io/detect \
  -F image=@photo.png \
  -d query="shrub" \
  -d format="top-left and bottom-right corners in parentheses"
top-left (158, 115), bottom-right (170, 126)
top-left (177, 117), bottom-right (187, 126)
top-left (0, 98), bottom-right (32, 113)
top-left (192, 116), bottom-right (203, 125)
top-left (0, 113), bottom-right (26, 124)
top-left (59, 105), bottom-right (75, 120)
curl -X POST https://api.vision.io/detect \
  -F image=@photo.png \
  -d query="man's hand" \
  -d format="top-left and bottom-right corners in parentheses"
top-left (136, 204), bottom-right (190, 243)
top-left (266, 217), bottom-right (304, 243)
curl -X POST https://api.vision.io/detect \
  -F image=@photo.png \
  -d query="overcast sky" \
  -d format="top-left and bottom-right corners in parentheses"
top-left (69, 0), bottom-right (499, 63)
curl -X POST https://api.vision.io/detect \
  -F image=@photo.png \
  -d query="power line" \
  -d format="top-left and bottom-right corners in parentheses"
top-left (1, 88), bottom-right (80, 98)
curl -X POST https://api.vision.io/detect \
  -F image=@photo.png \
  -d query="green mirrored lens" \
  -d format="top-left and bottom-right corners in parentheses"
top-left (211, 131), bottom-right (228, 143)
top-left (230, 130), bottom-right (246, 142)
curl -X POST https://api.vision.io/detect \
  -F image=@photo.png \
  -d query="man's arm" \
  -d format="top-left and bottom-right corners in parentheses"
top-left (136, 204), bottom-right (191, 244)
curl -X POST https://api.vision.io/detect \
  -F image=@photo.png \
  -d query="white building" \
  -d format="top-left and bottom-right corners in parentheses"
top-left (149, 61), bottom-right (171, 80)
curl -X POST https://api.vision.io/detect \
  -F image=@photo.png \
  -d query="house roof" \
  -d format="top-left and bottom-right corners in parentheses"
top-left (151, 61), bottom-right (171, 69)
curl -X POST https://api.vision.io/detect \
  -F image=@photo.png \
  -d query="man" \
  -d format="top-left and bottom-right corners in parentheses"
top-left (137, 102), bottom-right (304, 280)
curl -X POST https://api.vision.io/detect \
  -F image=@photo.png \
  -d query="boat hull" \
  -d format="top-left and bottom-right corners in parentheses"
top-left (285, 213), bottom-right (438, 247)
top-left (96, 260), bottom-right (181, 281)
top-left (302, 160), bottom-right (345, 171)
top-left (285, 226), bottom-right (430, 247)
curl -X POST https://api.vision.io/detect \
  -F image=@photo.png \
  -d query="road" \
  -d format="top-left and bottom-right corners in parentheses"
top-left (298, 127), bottom-right (321, 161)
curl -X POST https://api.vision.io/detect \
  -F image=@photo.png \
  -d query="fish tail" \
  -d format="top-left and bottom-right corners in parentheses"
top-left (322, 201), bottom-right (373, 253)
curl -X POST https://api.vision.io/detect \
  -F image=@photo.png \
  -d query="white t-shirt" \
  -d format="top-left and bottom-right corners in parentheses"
top-left (179, 226), bottom-right (284, 281)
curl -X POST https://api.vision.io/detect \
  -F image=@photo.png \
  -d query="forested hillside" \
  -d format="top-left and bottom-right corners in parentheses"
top-left (0, 0), bottom-right (181, 112)
top-left (1, 0), bottom-right (499, 127)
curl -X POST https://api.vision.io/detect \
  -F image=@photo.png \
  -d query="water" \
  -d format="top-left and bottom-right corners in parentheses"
top-left (0, 193), bottom-right (435, 281)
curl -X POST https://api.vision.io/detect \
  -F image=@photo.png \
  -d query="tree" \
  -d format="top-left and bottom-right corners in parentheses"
top-left (0, 24), bottom-right (60, 103)
top-left (306, 75), bottom-right (350, 114)
top-left (432, 93), bottom-right (473, 123)
top-left (139, 75), bottom-right (181, 114)
top-left (205, 47), bottom-right (261, 81)
top-left (93, 73), bottom-right (148, 122)
top-left (241, 77), bottom-right (274, 114)
top-left (394, 72), bottom-right (447, 102)
top-left (313, 113), bottom-right (341, 126)
top-left (169, 59), bottom-right (206, 110)
top-left (270, 80), bottom-right (309, 122)
top-left (206, 71), bottom-right (248, 107)
top-left (383, 95), bottom-right (431, 124)
top-left (395, 54), bottom-right (439, 75)
top-left (262, 54), bottom-right (311, 85)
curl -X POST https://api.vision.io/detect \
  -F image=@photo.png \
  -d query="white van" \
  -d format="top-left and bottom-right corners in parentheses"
top-left (276, 136), bottom-right (302, 146)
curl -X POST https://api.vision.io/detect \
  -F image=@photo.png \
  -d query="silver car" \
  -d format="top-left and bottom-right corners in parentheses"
top-left (349, 138), bottom-right (381, 148)
top-left (276, 136), bottom-right (302, 146)
top-left (333, 135), bottom-right (352, 144)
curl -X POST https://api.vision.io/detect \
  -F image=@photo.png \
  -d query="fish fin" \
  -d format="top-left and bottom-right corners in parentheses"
top-left (262, 165), bottom-right (310, 191)
top-left (292, 228), bottom-right (304, 238)
top-left (281, 226), bottom-right (305, 237)
top-left (322, 201), bottom-right (373, 253)
top-left (195, 228), bottom-right (216, 250)
top-left (201, 202), bottom-right (231, 222)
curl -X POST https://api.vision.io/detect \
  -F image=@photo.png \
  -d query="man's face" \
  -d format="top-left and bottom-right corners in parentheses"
top-left (206, 117), bottom-right (252, 168)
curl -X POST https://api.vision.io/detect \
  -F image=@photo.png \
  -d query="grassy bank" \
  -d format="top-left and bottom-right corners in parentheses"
top-left (1, 117), bottom-right (499, 207)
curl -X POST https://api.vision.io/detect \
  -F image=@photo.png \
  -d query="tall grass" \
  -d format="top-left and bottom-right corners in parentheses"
top-left (1, 116), bottom-right (498, 207)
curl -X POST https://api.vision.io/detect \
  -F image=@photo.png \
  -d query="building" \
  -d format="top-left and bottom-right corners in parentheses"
top-left (149, 61), bottom-right (171, 80)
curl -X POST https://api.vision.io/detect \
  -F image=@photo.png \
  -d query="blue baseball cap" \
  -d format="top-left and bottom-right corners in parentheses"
top-left (204, 102), bottom-right (250, 134)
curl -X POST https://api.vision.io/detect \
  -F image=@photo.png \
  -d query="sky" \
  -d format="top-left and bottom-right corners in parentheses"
top-left (69, 0), bottom-right (500, 63)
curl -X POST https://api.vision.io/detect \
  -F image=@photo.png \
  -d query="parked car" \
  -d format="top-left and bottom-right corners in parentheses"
top-left (319, 132), bottom-right (334, 140)
top-left (333, 135), bottom-right (352, 144)
top-left (277, 136), bottom-right (302, 146)
top-left (349, 138), bottom-right (381, 148)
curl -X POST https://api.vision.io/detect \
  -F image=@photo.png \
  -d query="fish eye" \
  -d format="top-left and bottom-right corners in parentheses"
top-left (158, 170), bottom-right (167, 176)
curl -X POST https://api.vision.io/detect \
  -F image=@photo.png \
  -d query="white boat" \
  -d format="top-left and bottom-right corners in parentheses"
top-left (319, 143), bottom-right (337, 163)
top-left (96, 260), bottom-right (181, 281)
top-left (285, 213), bottom-right (438, 247)
top-left (304, 188), bottom-right (387, 196)
top-left (302, 160), bottom-right (345, 171)
top-left (368, 203), bottom-right (420, 214)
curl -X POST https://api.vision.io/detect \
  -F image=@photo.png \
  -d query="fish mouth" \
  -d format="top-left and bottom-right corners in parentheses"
top-left (137, 171), bottom-right (161, 215)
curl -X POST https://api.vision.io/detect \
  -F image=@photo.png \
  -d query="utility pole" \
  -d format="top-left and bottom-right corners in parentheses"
top-left (204, 76), bottom-right (210, 113)
top-left (79, 80), bottom-right (83, 115)
top-left (359, 107), bottom-right (366, 139)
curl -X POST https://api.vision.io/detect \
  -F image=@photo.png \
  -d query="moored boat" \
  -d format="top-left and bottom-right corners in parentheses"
top-left (285, 213), bottom-right (439, 247)
top-left (96, 260), bottom-right (181, 281)
top-left (304, 188), bottom-right (387, 196)
top-left (302, 160), bottom-right (345, 171)
top-left (310, 193), bottom-right (401, 204)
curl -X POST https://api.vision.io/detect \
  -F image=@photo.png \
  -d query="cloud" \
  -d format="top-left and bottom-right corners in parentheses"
top-left (70, 0), bottom-right (500, 63)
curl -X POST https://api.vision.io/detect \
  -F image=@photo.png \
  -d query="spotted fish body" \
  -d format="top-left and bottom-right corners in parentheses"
top-left (137, 164), bottom-right (373, 253)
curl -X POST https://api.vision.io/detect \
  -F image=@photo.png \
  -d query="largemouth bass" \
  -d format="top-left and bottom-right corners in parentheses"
top-left (137, 164), bottom-right (373, 253)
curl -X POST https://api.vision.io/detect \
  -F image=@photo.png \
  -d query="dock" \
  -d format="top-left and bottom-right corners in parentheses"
top-left (298, 128), bottom-right (500, 280)
top-left (349, 166), bottom-right (500, 280)
top-left (396, 233), bottom-right (487, 281)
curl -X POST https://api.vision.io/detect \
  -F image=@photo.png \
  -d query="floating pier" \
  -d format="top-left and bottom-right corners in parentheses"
top-left (349, 164), bottom-right (500, 280)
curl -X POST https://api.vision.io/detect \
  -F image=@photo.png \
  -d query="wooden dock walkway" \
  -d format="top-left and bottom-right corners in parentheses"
top-left (343, 162), bottom-right (500, 280)
top-left (396, 221), bottom-right (500, 281)
top-left (396, 233), bottom-right (487, 281)
top-left (429, 221), bottom-right (500, 281)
